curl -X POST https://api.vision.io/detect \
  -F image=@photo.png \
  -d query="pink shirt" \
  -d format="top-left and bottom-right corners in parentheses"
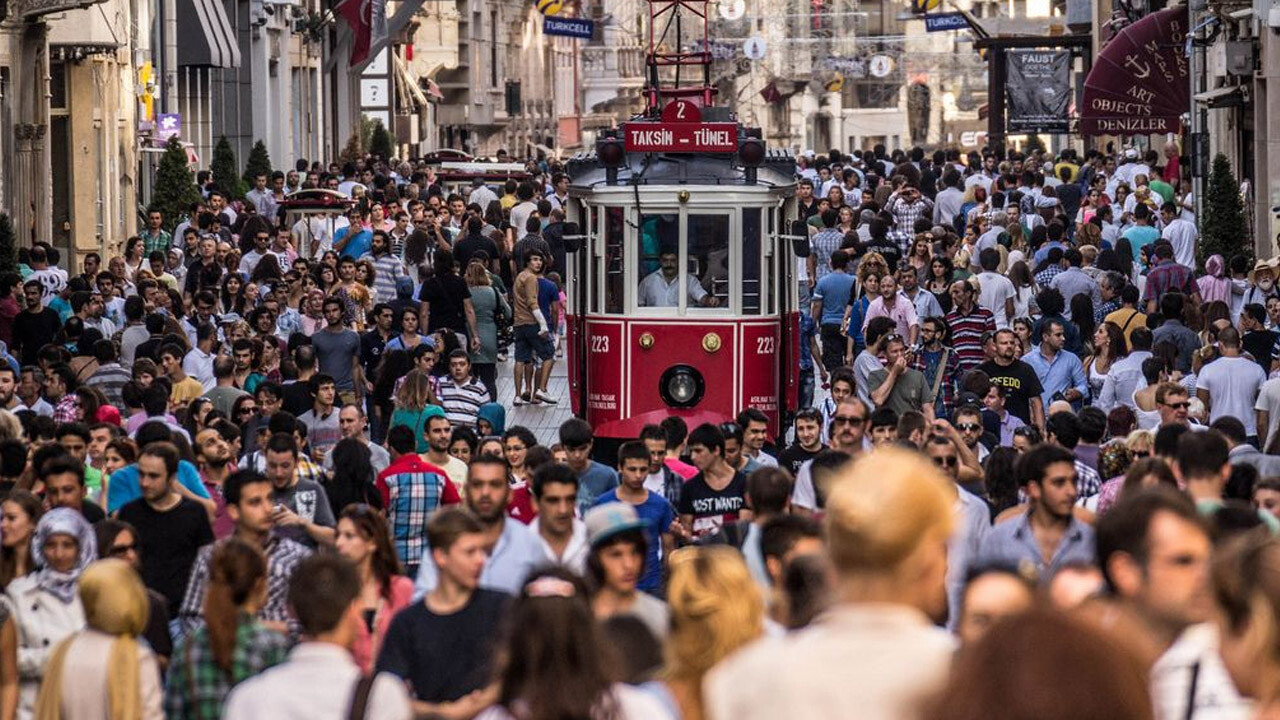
top-left (862, 293), bottom-right (919, 341)
top-left (351, 575), bottom-right (415, 674)
top-left (665, 457), bottom-right (698, 480)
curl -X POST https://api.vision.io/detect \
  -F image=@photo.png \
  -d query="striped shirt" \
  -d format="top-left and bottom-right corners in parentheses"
top-left (438, 376), bottom-right (492, 427)
top-left (370, 252), bottom-right (407, 304)
top-left (86, 362), bottom-right (132, 412)
top-left (375, 454), bottom-right (462, 569)
top-left (945, 304), bottom-right (996, 374)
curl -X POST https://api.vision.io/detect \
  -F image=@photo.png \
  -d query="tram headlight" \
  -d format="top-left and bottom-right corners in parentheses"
top-left (660, 365), bottom-right (705, 409)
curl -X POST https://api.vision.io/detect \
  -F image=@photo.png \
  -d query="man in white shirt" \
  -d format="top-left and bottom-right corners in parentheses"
top-left (182, 326), bottom-right (217, 391)
top-left (1160, 201), bottom-right (1198, 269)
top-left (467, 178), bottom-right (498, 211)
top-left (1196, 327), bottom-right (1266, 442)
top-left (223, 555), bottom-right (413, 720)
top-left (510, 183), bottom-right (538, 241)
top-left (974, 248), bottom-right (1016, 329)
top-left (638, 251), bottom-right (718, 308)
top-left (528, 463), bottom-right (589, 574)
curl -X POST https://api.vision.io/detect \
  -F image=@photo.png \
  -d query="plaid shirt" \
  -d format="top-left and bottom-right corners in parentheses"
top-left (810, 228), bottom-right (845, 281)
top-left (887, 195), bottom-right (933, 235)
top-left (1094, 298), bottom-right (1122, 325)
top-left (1035, 264), bottom-right (1065, 287)
top-left (910, 345), bottom-right (961, 417)
top-left (143, 228), bottom-right (173, 255)
top-left (945, 304), bottom-right (996, 374)
top-left (1141, 260), bottom-right (1198, 307)
top-left (179, 535), bottom-right (312, 634)
top-left (375, 453), bottom-right (461, 569)
top-left (163, 615), bottom-right (290, 720)
top-left (53, 394), bottom-right (77, 423)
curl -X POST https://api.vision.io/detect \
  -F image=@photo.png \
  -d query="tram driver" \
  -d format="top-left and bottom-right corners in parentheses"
top-left (638, 251), bottom-right (721, 308)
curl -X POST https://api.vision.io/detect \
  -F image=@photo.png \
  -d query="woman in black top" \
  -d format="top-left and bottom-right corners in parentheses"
top-left (418, 249), bottom-right (479, 351)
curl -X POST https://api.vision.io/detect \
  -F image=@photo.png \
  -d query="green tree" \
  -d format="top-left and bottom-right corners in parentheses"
top-left (338, 130), bottom-right (364, 168)
top-left (242, 139), bottom-right (274, 190)
top-left (369, 119), bottom-right (394, 161)
top-left (210, 135), bottom-right (245, 199)
top-left (149, 136), bottom-right (201, 233)
top-left (0, 214), bottom-right (18, 277)
top-left (1199, 153), bottom-right (1250, 268)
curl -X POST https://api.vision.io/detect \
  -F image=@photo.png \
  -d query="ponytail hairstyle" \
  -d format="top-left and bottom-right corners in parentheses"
top-left (204, 538), bottom-right (268, 675)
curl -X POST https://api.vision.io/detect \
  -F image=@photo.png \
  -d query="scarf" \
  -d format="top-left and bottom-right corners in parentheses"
top-left (1197, 255), bottom-right (1233, 307)
top-left (35, 559), bottom-right (147, 720)
top-left (31, 507), bottom-right (97, 604)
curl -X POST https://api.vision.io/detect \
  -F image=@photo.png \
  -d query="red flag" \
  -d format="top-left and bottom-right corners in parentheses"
top-left (337, 0), bottom-right (385, 65)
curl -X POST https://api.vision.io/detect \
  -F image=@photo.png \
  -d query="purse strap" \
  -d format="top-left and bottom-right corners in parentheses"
top-left (348, 674), bottom-right (377, 720)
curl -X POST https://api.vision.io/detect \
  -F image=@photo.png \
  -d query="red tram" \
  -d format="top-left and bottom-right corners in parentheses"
top-left (559, 0), bottom-right (803, 440)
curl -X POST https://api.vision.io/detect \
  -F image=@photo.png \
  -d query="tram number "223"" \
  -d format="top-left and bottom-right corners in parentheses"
top-left (590, 336), bottom-right (610, 353)
top-left (755, 337), bottom-right (775, 355)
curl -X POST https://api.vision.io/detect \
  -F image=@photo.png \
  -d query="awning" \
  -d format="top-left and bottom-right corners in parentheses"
top-left (177, 0), bottom-right (241, 69)
top-left (1194, 84), bottom-right (1247, 108)
top-left (1079, 6), bottom-right (1188, 136)
top-left (393, 53), bottom-right (429, 111)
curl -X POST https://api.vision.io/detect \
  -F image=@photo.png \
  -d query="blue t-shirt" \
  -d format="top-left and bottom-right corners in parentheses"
top-left (537, 278), bottom-right (559, 322)
top-left (1122, 225), bottom-right (1160, 265)
top-left (593, 488), bottom-right (674, 593)
top-left (106, 459), bottom-right (211, 513)
top-left (575, 461), bottom-right (619, 515)
top-left (846, 295), bottom-right (870, 344)
top-left (812, 271), bottom-right (855, 326)
top-left (336, 227), bottom-right (373, 259)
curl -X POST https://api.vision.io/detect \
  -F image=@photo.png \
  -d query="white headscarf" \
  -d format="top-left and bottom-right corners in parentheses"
top-left (32, 508), bottom-right (97, 604)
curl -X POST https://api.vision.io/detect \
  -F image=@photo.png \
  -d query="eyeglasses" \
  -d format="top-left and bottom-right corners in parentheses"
top-left (955, 422), bottom-right (982, 432)
top-left (931, 455), bottom-right (958, 467)
top-left (832, 415), bottom-right (867, 426)
top-left (107, 543), bottom-right (136, 557)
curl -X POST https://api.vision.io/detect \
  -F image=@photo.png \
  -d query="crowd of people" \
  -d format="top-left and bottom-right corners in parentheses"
top-left (0, 141), bottom-right (1266, 720)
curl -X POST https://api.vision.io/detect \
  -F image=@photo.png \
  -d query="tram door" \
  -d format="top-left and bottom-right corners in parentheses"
top-left (566, 201), bottom-right (592, 417)
top-left (774, 202), bottom-right (802, 431)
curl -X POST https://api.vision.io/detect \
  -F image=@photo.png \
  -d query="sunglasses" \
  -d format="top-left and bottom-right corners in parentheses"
top-left (1162, 401), bottom-right (1190, 410)
top-left (832, 415), bottom-right (867, 426)
top-left (931, 455), bottom-right (958, 467)
top-left (955, 422), bottom-right (982, 432)
top-left (1133, 450), bottom-right (1151, 458)
top-left (107, 543), bottom-right (136, 557)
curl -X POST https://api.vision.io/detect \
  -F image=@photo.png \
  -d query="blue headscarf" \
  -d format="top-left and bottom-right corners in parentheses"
top-left (476, 403), bottom-right (506, 435)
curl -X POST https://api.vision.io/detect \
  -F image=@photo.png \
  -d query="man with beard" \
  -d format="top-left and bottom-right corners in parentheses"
top-left (0, 365), bottom-right (17, 411)
top-left (411, 455), bottom-right (542, 598)
top-left (1096, 487), bottom-right (1246, 719)
top-left (12, 280), bottom-right (60, 367)
top-left (529, 462), bottom-right (588, 574)
top-left (977, 444), bottom-right (1094, 577)
top-left (117, 441), bottom-right (215, 616)
top-left (791, 397), bottom-right (868, 516)
top-left (195, 427), bottom-right (236, 538)
top-left (978, 328), bottom-right (1045, 431)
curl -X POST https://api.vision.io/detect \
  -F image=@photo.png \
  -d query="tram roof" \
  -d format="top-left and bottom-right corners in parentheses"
top-left (565, 149), bottom-right (795, 191)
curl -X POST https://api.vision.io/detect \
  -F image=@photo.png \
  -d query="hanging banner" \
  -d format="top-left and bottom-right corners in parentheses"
top-left (1006, 49), bottom-right (1071, 133)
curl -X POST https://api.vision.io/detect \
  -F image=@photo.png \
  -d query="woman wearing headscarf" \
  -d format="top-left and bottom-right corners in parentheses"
top-left (1197, 254), bottom-right (1236, 309)
top-left (33, 559), bottom-right (162, 719)
top-left (4, 508), bottom-right (95, 719)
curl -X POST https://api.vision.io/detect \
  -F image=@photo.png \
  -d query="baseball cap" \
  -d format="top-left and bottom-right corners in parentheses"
top-left (585, 503), bottom-right (648, 548)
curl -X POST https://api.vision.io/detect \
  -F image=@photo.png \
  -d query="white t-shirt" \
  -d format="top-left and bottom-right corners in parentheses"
top-left (1254, 377), bottom-right (1280, 445)
top-left (1196, 355), bottom-right (1265, 436)
top-left (1161, 219), bottom-right (1197, 269)
top-left (976, 271), bottom-right (1016, 329)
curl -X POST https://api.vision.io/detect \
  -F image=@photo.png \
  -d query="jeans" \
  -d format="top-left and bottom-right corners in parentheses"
top-left (800, 368), bottom-right (815, 409)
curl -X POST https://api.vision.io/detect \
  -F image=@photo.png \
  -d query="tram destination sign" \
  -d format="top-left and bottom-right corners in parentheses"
top-left (623, 121), bottom-right (738, 153)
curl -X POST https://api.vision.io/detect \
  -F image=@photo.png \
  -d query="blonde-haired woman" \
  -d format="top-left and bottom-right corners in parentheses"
top-left (1213, 534), bottom-right (1280, 718)
top-left (33, 559), bottom-right (163, 719)
top-left (663, 546), bottom-right (764, 720)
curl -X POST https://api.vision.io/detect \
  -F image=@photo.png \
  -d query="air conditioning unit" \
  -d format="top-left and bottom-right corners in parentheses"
top-left (1225, 41), bottom-right (1254, 75)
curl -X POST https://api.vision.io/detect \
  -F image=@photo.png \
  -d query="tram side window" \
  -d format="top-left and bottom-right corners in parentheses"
top-left (687, 214), bottom-right (729, 310)
top-left (604, 207), bottom-right (625, 314)
top-left (742, 208), bottom-right (762, 315)
top-left (636, 214), bottom-right (680, 308)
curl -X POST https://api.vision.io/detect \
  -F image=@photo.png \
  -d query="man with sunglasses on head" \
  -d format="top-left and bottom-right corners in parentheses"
top-left (791, 397), bottom-right (869, 517)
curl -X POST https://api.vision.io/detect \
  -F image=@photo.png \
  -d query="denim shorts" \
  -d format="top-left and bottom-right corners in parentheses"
top-left (514, 324), bottom-right (555, 363)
